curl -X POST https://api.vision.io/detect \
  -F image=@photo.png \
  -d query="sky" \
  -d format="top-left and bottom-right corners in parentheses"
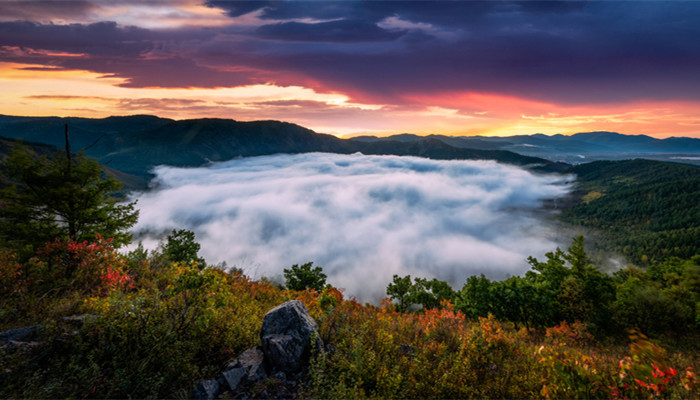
top-left (1, 0), bottom-right (700, 138)
top-left (130, 153), bottom-right (572, 301)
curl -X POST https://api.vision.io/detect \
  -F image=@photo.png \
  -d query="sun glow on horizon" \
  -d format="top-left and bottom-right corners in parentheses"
top-left (2, 61), bottom-right (699, 139)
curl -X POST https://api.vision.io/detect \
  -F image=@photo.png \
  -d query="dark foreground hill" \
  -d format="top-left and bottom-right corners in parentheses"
top-left (0, 115), bottom-right (566, 178)
top-left (0, 136), bottom-right (148, 191)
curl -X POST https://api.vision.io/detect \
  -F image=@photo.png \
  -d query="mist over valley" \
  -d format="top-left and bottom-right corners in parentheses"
top-left (130, 152), bottom-right (573, 301)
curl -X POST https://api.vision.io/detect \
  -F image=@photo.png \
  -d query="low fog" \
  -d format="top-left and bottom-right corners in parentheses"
top-left (130, 153), bottom-right (573, 301)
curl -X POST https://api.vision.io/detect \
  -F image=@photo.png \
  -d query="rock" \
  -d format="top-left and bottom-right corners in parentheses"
top-left (191, 379), bottom-right (221, 400)
top-left (61, 314), bottom-right (97, 326)
top-left (260, 300), bottom-right (322, 374)
top-left (1, 340), bottom-right (42, 350)
top-left (226, 347), bottom-right (267, 382)
top-left (0, 325), bottom-right (39, 342)
top-left (221, 367), bottom-right (247, 392)
top-left (192, 301), bottom-right (323, 399)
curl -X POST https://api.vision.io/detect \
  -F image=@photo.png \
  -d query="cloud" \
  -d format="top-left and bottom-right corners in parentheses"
top-left (129, 153), bottom-right (572, 302)
top-left (5, 1), bottom-right (700, 137)
top-left (3, 2), bottom-right (700, 105)
top-left (3, 2), bottom-right (700, 106)
top-left (0, 1), bottom-right (96, 24)
top-left (255, 19), bottom-right (405, 43)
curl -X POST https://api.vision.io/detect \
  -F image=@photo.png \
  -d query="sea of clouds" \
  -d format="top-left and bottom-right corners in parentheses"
top-left (129, 153), bottom-right (573, 302)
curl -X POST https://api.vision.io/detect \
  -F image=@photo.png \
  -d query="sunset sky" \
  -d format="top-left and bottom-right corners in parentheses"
top-left (1, 0), bottom-right (699, 138)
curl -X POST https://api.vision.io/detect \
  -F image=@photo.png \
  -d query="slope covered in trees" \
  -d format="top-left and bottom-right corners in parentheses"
top-left (0, 136), bottom-right (147, 191)
top-left (563, 159), bottom-right (700, 264)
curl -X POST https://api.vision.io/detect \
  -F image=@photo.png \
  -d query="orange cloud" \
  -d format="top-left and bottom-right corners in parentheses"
top-left (2, 61), bottom-right (699, 139)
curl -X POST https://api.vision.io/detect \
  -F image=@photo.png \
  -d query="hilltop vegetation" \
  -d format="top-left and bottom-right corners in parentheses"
top-left (0, 232), bottom-right (698, 398)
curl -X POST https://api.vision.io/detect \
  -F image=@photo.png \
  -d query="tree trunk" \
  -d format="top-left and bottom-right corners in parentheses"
top-left (64, 123), bottom-right (77, 240)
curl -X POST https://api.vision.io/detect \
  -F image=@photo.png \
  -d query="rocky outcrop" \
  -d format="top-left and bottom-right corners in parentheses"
top-left (0, 325), bottom-right (42, 350)
top-left (261, 300), bottom-right (323, 375)
top-left (0, 315), bottom-right (100, 351)
top-left (0, 325), bottom-right (39, 342)
top-left (192, 300), bottom-right (323, 399)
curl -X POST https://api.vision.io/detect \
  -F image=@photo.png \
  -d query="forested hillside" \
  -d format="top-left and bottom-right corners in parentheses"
top-left (0, 137), bottom-right (148, 191)
top-left (563, 159), bottom-right (700, 264)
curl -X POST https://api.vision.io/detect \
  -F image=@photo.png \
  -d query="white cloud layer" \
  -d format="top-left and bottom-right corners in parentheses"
top-left (130, 153), bottom-right (572, 302)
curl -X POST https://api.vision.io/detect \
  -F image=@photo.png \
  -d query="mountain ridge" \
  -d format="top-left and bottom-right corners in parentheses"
top-left (0, 114), bottom-right (567, 178)
top-left (355, 130), bottom-right (700, 165)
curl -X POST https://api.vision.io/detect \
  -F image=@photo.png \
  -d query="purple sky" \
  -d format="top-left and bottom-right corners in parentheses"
top-left (1, 1), bottom-right (699, 137)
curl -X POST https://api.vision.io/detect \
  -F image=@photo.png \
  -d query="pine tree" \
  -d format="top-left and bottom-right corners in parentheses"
top-left (0, 140), bottom-right (138, 255)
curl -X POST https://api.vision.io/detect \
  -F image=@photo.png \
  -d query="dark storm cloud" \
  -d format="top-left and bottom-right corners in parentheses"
top-left (0, 1), bottom-right (96, 22)
top-left (207, 0), bottom-right (579, 26)
top-left (89, 57), bottom-right (254, 88)
top-left (0, 20), bottom-right (254, 88)
top-left (202, 0), bottom-right (700, 104)
top-left (3, 1), bottom-right (700, 104)
top-left (0, 21), bottom-right (157, 56)
top-left (256, 19), bottom-right (405, 43)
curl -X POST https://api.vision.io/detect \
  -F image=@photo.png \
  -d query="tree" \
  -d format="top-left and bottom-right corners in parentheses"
top-left (456, 274), bottom-right (494, 319)
top-left (0, 143), bottom-right (138, 254)
top-left (387, 275), bottom-right (456, 312)
top-left (411, 277), bottom-right (456, 310)
top-left (387, 274), bottom-right (413, 312)
top-left (526, 236), bottom-right (615, 330)
top-left (283, 262), bottom-right (327, 291)
top-left (161, 229), bottom-right (205, 265)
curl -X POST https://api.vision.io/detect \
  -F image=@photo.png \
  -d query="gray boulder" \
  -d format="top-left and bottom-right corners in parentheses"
top-left (191, 379), bottom-right (221, 400)
top-left (0, 325), bottom-right (39, 342)
top-left (260, 300), bottom-right (322, 374)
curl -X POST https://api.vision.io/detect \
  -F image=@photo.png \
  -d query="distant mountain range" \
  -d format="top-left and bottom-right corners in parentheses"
top-left (2, 114), bottom-right (699, 189)
top-left (0, 115), bottom-right (565, 183)
top-left (353, 131), bottom-right (700, 164)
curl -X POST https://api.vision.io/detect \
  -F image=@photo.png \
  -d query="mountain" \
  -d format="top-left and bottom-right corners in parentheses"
top-left (355, 131), bottom-right (700, 164)
top-left (0, 115), bottom-right (566, 179)
top-left (353, 137), bottom-right (560, 172)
